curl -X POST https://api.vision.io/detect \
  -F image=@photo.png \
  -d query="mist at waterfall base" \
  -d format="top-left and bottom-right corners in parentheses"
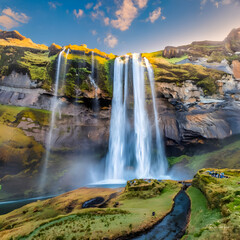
top-left (39, 51), bottom-right (191, 194)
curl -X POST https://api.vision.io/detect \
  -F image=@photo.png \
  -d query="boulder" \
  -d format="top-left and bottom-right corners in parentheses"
top-left (232, 60), bottom-right (240, 80)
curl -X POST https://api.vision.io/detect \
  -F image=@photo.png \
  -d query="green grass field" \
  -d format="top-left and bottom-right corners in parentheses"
top-left (184, 187), bottom-right (221, 239)
top-left (0, 181), bottom-right (181, 240)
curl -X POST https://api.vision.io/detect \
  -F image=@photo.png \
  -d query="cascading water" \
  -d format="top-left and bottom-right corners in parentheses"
top-left (89, 51), bottom-right (98, 93)
top-left (105, 57), bottom-right (125, 180)
top-left (40, 48), bottom-right (69, 190)
top-left (105, 54), bottom-right (167, 180)
top-left (89, 51), bottom-right (99, 112)
top-left (144, 57), bottom-right (168, 176)
top-left (132, 53), bottom-right (152, 178)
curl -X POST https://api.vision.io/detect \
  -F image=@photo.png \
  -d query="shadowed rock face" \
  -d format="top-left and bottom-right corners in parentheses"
top-left (0, 30), bottom-right (25, 41)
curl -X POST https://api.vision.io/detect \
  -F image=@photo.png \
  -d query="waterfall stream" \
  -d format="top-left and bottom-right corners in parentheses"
top-left (144, 57), bottom-right (168, 176)
top-left (105, 57), bottom-right (125, 179)
top-left (105, 54), bottom-right (168, 180)
top-left (89, 51), bottom-right (98, 91)
top-left (40, 48), bottom-right (69, 190)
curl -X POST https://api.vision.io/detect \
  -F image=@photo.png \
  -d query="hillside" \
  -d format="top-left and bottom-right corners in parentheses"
top-left (0, 30), bottom-right (48, 50)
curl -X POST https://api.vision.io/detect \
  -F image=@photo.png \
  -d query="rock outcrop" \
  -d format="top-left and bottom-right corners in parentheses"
top-left (163, 27), bottom-right (240, 58)
top-left (48, 43), bottom-right (62, 57)
top-left (232, 60), bottom-right (240, 79)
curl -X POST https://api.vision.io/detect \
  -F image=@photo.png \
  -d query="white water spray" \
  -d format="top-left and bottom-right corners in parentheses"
top-left (105, 57), bottom-right (125, 179)
top-left (89, 51), bottom-right (98, 92)
top-left (144, 57), bottom-right (168, 176)
top-left (40, 48), bottom-right (69, 190)
top-left (105, 54), bottom-right (167, 180)
top-left (132, 53), bottom-right (152, 178)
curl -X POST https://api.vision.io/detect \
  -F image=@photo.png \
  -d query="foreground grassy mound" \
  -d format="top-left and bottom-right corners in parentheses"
top-left (0, 180), bottom-right (181, 240)
top-left (184, 169), bottom-right (240, 239)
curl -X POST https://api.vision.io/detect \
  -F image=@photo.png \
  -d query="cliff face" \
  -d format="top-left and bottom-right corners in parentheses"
top-left (1, 28), bottom-right (240, 199)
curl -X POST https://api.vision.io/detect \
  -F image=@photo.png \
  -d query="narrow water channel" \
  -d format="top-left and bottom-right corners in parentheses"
top-left (0, 195), bottom-right (55, 215)
top-left (133, 190), bottom-right (191, 240)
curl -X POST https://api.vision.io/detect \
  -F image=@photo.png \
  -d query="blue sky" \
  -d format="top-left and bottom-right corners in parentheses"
top-left (0, 0), bottom-right (240, 54)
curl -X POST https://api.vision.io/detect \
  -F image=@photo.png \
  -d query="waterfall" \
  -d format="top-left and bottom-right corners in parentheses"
top-left (105, 57), bottom-right (125, 179)
top-left (89, 51), bottom-right (98, 92)
top-left (105, 54), bottom-right (167, 180)
top-left (132, 53), bottom-right (152, 178)
top-left (144, 57), bottom-right (168, 176)
top-left (40, 48), bottom-right (69, 190)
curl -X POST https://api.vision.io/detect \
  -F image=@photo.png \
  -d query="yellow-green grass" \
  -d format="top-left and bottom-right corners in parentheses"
top-left (183, 187), bottom-right (221, 239)
top-left (0, 182), bottom-right (181, 240)
top-left (188, 169), bottom-right (240, 239)
top-left (166, 55), bottom-right (188, 64)
top-left (0, 104), bottom-right (25, 124)
top-left (0, 104), bottom-right (50, 126)
top-left (143, 53), bottom-right (225, 95)
top-left (0, 123), bottom-right (44, 170)
top-left (0, 188), bottom-right (121, 240)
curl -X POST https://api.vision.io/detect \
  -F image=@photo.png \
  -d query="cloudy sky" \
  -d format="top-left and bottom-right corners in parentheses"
top-left (0, 0), bottom-right (240, 54)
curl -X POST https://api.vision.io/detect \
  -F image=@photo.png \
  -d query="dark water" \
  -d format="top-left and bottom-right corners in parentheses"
top-left (0, 183), bottom-right (124, 215)
top-left (82, 197), bottom-right (105, 208)
top-left (133, 190), bottom-right (191, 240)
top-left (0, 195), bottom-right (55, 215)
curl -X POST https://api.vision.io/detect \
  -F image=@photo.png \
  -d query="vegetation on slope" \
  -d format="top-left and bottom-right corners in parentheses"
top-left (142, 51), bottom-right (225, 95)
top-left (167, 138), bottom-right (240, 172)
top-left (183, 169), bottom-right (240, 239)
top-left (183, 187), bottom-right (221, 239)
top-left (0, 104), bottom-right (50, 199)
top-left (0, 45), bottom-right (55, 90)
top-left (0, 180), bottom-right (181, 240)
top-left (63, 51), bottom-right (114, 98)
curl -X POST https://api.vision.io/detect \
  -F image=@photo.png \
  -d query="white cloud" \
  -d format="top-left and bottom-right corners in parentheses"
top-left (201, 0), bottom-right (240, 8)
top-left (2, 8), bottom-right (29, 24)
top-left (111, 0), bottom-right (138, 31)
top-left (104, 33), bottom-right (118, 48)
top-left (93, 1), bottom-right (102, 10)
top-left (0, 15), bottom-right (19, 29)
top-left (97, 37), bottom-right (101, 43)
top-left (91, 30), bottom-right (97, 35)
top-left (146, 7), bottom-right (161, 23)
top-left (0, 8), bottom-right (29, 30)
top-left (86, 3), bottom-right (94, 9)
top-left (73, 9), bottom-right (84, 19)
top-left (48, 2), bottom-right (61, 9)
top-left (200, 0), bottom-right (208, 9)
top-left (134, 0), bottom-right (148, 8)
top-left (104, 17), bottom-right (110, 25)
top-left (162, 16), bottom-right (166, 20)
top-left (91, 10), bottom-right (104, 19)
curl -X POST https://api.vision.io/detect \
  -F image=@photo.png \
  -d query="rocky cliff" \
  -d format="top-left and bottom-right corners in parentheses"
top-left (1, 28), bottom-right (240, 199)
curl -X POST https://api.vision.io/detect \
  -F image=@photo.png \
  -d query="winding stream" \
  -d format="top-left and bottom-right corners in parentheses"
top-left (133, 190), bottom-right (191, 240)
